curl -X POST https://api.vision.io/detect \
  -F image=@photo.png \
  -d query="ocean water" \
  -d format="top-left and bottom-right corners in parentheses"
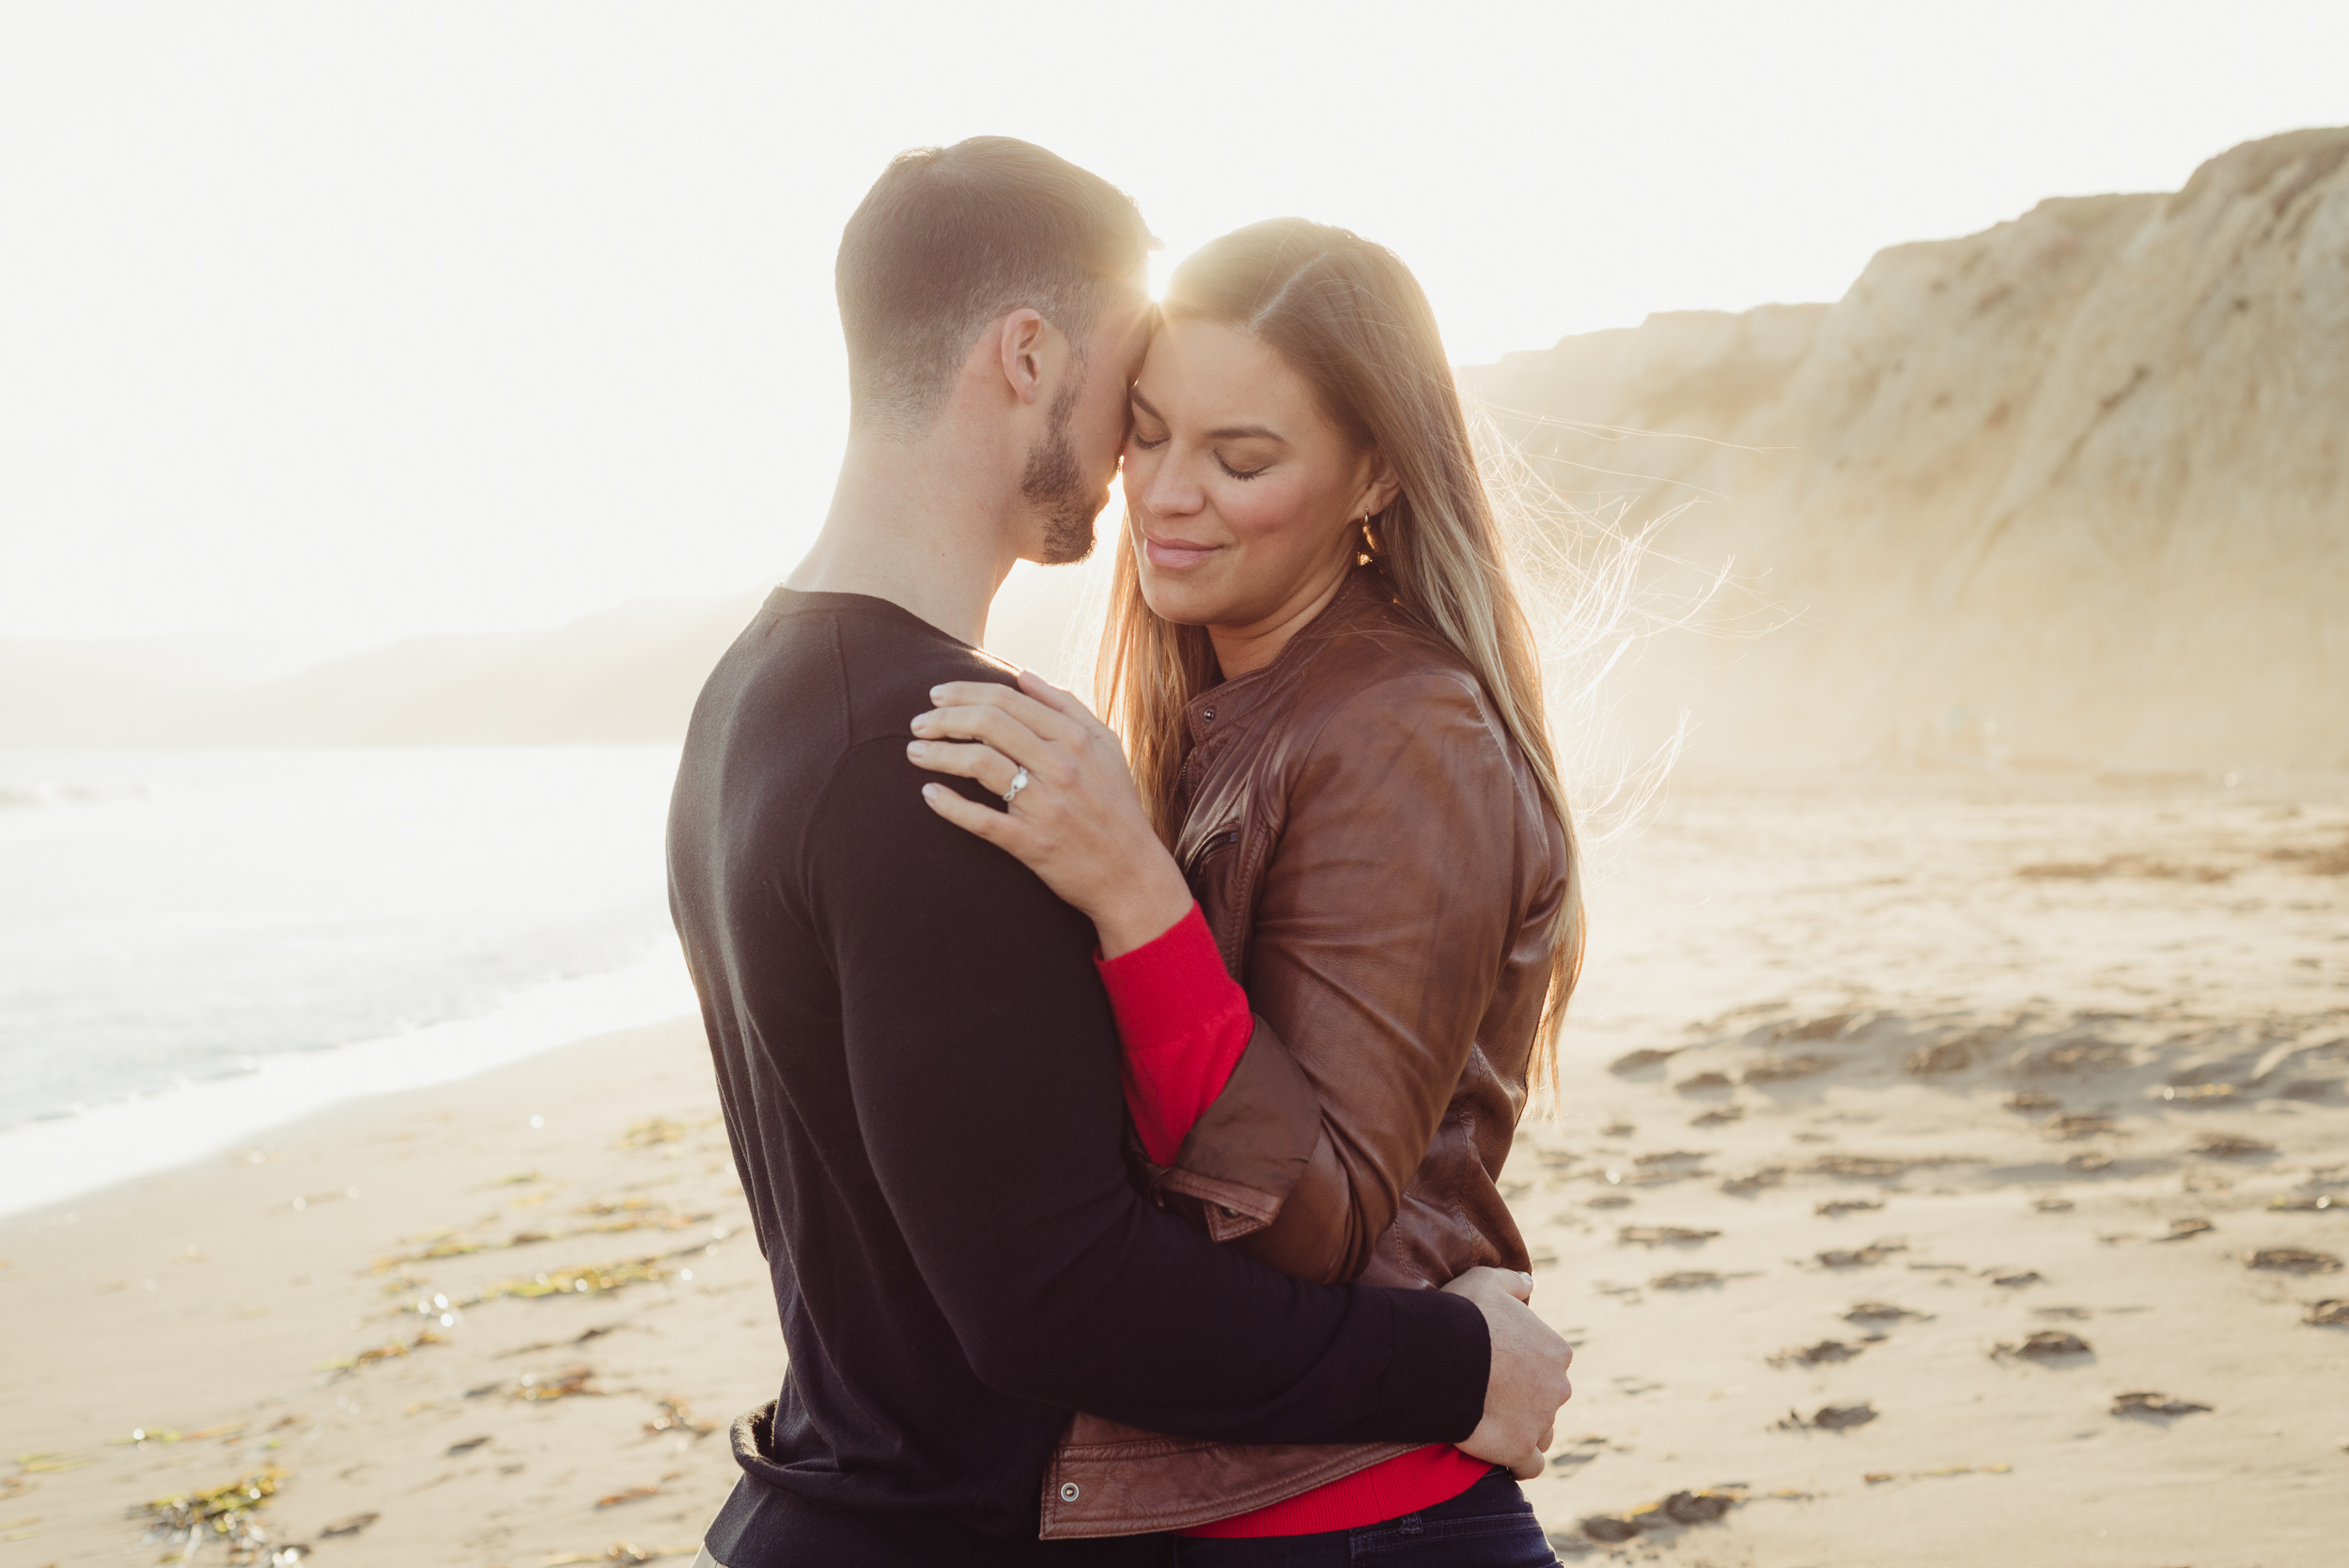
top-left (0, 748), bottom-right (697, 1216)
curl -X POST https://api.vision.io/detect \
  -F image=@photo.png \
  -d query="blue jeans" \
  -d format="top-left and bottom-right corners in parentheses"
top-left (1170, 1468), bottom-right (1560, 1567)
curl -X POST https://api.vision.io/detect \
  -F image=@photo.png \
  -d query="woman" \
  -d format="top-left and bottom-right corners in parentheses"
top-left (908, 219), bottom-right (1580, 1563)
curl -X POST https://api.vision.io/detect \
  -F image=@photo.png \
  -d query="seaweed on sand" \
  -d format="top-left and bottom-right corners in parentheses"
top-left (133, 1466), bottom-right (292, 1564)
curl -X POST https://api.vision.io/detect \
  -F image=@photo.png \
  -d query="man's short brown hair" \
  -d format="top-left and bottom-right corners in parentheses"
top-left (836, 137), bottom-right (1154, 434)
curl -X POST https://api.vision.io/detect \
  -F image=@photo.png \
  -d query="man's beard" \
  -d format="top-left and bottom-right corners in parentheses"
top-left (1020, 380), bottom-right (1101, 566)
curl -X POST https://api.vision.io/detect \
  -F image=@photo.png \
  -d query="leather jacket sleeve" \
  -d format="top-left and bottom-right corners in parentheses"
top-left (1165, 670), bottom-right (1528, 1284)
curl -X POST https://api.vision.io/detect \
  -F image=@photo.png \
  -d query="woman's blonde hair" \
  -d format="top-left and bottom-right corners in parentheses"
top-left (1097, 218), bottom-right (1584, 1093)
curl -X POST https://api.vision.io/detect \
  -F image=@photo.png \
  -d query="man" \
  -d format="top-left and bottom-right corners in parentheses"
top-left (666, 137), bottom-right (1571, 1566)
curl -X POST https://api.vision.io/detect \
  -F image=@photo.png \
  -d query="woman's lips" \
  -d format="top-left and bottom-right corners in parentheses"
top-left (1143, 536), bottom-right (1221, 570)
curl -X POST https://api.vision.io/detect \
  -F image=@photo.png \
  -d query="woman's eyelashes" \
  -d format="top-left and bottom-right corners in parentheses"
top-left (1127, 415), bottom-right (1268, 480)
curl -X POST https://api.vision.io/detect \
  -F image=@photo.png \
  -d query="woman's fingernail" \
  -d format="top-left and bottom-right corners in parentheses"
top-left (921, 784), bottom-right (942, 801)
top-left (929, 686), bottom-right (947, 701)
top-left (906, 740), bottom-right (926, 757)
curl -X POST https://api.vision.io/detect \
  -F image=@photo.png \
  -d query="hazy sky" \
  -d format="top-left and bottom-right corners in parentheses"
top-left (5, 2), bottom-right (2344, 647)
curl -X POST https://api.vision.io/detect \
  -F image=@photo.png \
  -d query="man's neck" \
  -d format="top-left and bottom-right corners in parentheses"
top-left (787, 427), bottom-right (1022, 648)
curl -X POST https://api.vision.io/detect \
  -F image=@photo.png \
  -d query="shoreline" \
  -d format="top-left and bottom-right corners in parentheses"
top-left (1, 1015), bottom-right (771, 1563)
top-left (0, 952), bottom-right (695, 1222)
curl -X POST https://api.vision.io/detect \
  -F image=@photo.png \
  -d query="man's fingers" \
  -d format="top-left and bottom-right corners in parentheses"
top-left (908, 739), bottom-right (1019, 799)
top-left (1510, 1450), bottom-right (1547, 1483)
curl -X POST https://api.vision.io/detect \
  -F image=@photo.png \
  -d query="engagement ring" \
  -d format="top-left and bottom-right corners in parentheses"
top-left (1002, 767), bottom-right (1030, 806)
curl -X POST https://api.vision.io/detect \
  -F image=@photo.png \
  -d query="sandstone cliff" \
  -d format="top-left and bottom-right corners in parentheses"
top-left (1465, 128), bottom-right (2349, 772)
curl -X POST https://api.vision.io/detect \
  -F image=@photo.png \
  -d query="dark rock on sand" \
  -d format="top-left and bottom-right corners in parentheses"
top-left (1620, 1225), bottom-right (1719, 1246)
top-left (2112, 1391), bottom-right (2212, 1417)
top-left (1843, 1301), bottom-right (1926, 1325)
top-left (1659, 1489), bottom-right (1735, 1525)
top-left (2002, 1329), bottom-right (2092, 1359)
top-left (2192, 1133), bottom-right (2277, 1159)
top-left (1651, 1270), bottom-right (1723, 1290)
top-left (2249, 1247), bottom-right (2341, 1275)
top-left (2045, 1113), bottom-right (2117, 1140)
top-left (1817, 1241), bottom-right (1906, 1268)
top-left (1743, 1054), bottom-right (1838, 1082)
top-left (1779, 1402), bottom-right (1878, 1430)
top-left (1907, 1039), bottom-right (1976, 1075)
top-left (1609, 1048), bottom-right (1679, 1076)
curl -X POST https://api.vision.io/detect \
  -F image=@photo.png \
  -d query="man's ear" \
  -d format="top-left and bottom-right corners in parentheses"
top-left (995, 309), bottom-right (1049, 408)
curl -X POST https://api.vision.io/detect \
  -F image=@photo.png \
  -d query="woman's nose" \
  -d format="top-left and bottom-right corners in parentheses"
top-left (1141, 453), bottom-right (1205, 518)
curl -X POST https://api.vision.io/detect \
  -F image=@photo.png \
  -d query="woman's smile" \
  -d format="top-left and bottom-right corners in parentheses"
top-left (1141, 529), bottom-right (1223, 570)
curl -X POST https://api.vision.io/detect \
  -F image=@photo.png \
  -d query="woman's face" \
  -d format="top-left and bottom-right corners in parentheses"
top-left (1121, 318), bottom-right (1392, 634)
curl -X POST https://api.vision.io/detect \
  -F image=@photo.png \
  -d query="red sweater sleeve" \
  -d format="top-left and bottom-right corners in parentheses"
top-left (1094, 905), bottom-right (1254, 1167)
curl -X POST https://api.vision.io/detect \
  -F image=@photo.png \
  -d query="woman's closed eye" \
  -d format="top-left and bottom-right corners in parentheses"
top-left (1216, 452), bottom-right (1269, 481)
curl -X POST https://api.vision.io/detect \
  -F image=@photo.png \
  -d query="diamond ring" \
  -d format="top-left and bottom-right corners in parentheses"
top-left (1002, 766), bottom-right (1030, 807)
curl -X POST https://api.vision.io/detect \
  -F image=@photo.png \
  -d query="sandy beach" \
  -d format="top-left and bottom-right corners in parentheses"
top-left (7, 771), bottom-right (2347, 1566)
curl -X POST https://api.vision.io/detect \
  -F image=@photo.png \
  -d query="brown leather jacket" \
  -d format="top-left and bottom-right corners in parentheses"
top-left (1040, 567), bottom-right (1573, 1538)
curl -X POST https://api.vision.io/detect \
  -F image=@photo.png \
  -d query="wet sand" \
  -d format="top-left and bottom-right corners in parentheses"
top-left (5, 773), bottom-right (2347, 1565)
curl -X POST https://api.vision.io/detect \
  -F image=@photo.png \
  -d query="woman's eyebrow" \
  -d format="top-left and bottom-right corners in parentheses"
top-left (1128, 388), bottom-right (1285, 443)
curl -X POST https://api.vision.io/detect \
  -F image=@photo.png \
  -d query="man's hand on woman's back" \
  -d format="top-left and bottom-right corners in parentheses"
top-left (1443, 1266), bottom-right (1574, 1481)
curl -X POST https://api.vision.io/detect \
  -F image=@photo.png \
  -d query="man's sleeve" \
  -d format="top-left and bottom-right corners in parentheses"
top-left (802, 735), bottom-right (1487, 1445)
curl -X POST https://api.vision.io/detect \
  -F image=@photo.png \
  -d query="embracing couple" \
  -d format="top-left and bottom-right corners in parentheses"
top-left (666, 135), bottom-right (1582, 1566)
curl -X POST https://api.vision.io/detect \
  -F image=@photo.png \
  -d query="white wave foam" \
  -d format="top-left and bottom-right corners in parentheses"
top-left (0, 948), bottom-right (697, 1219)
